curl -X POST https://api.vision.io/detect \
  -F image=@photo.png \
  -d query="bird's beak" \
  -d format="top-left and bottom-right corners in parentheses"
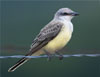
top-left (68, 12), bottom-right (79, 16)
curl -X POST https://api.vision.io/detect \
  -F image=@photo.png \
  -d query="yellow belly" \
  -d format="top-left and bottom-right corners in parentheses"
top-left (44, 25), bottom-right (72, 54)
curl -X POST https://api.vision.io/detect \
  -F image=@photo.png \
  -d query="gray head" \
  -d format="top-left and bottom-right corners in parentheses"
top-left (54, 8), bottom-right (79, 21)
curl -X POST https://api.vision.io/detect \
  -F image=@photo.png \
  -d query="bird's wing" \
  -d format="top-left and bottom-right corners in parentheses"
top-left (8, 21), bottom-right (63, 72)
top-left (28, 21), bottom-right (63, 56)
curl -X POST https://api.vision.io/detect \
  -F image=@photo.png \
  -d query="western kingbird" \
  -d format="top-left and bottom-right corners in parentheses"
top-left (8, 8), bottom-right (79, 72)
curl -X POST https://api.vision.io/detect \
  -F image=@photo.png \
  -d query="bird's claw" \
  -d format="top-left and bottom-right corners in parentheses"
top-left (58, 55), bottom-right (63, 60)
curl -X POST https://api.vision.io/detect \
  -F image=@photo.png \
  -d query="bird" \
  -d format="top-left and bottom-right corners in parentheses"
top-left (8, 8), bottom-right (79, 72)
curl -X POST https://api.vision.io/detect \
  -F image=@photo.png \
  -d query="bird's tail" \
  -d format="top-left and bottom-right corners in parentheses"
top-left (8, 50), bottom-right (44, 72)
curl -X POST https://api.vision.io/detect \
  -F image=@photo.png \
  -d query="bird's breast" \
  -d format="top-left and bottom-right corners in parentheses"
top-left (44, 22), bottom-right (73, 54)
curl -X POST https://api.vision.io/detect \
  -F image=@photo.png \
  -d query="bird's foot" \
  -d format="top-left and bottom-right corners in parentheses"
top-left (58, 55), bottom-right (63, 60)
top-left (44, 50), bottom-right (52, 61)
top-left (47, 55), bottom-right (52, 61)
top-left (56, 52), bottom-right (63, 60)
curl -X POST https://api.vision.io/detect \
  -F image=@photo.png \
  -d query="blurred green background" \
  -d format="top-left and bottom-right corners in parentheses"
top-left (0, 0), bottom-right (100, 77)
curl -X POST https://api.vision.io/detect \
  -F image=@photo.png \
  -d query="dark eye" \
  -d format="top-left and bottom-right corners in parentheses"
top-left (61, 12), bottom-right (68, 15)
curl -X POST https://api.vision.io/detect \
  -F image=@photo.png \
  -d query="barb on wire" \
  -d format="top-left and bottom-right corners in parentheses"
top-left (0, 54), bottom-right (100, 59)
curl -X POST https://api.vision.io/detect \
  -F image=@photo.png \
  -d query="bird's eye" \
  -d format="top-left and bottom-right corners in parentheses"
top-left (61, 12), bottom-right (68, 15)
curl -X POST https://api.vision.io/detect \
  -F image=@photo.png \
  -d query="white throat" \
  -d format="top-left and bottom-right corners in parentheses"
top-left (58, 16), bottom-right (74, 33)
top-left (54, 15), bottom-right (74, 33)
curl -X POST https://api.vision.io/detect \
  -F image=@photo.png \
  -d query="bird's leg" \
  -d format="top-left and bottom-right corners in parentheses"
top-left (56, 52), bottom-right (63, 60)
top-left (44, 50), bottom-right (52, 61)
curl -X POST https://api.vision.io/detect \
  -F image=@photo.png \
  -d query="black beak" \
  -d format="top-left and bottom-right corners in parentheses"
top-left (69, 12), bottom-right (79, 16)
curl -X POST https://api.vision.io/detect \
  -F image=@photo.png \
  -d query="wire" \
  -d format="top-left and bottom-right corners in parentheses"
top-left (0, 54), bottom-right (100, 59)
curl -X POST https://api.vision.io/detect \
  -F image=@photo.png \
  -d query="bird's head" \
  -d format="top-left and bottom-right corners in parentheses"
top-left (55, 8), bottom-right (79, 21)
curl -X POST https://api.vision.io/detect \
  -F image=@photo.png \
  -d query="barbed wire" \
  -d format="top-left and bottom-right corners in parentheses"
top-left (0, 54), bottom-right (100, 59)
